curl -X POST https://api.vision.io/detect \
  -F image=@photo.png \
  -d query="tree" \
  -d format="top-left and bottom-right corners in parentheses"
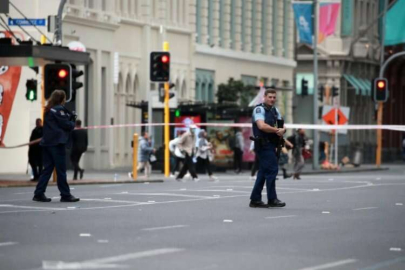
top-left (216, 78), bottom-right (255, 105)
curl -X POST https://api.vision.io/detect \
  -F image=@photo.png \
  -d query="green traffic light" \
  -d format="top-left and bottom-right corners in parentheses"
top-left (175, 110), bottom-right (180, 117)
top-left (28, 90), bottom-right (35, 101)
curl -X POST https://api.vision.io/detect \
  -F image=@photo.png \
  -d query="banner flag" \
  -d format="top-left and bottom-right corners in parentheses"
top-left (318, 3), bottom-right (340, 43)
top-left (292, 2), bottom-right (314, 45)
top-left (385, 0), bottom-right (405, 46)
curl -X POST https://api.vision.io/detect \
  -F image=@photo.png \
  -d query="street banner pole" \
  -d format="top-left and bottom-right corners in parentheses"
top-left (312, 0), bottom-right (319, 169)
top-left (163, 41), bottom-right (170, 177)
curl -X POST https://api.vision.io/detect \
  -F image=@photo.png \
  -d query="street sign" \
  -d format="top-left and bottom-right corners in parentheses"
top-left (322, 105), bottom-right (350, 134)
top-left (8, 18), bottom-right (46, 26)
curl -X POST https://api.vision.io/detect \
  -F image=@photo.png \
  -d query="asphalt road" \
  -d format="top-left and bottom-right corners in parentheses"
top-left (0, 167), bottom-right (404, 270)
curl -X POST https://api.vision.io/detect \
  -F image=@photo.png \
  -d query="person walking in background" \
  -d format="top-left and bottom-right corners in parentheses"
top-left (176, 124), bottom-right (199, 182)
top-left (169, 131), bottom-right (185, 178)
top-left (28, 118), bottom-right (43, 181)
top-left (33, 90), bottom-right (79, 203)
top-left (279, 139), bottom-right (293, 179)
top-left (233, 127), bottom-right (244, 174)
top-left (288, 129), bottom-right (307, 180)
top-left (70, 119), bottom-right (88, 180)
top-left (138, 131), bottom-right (155, 178)
top-left (197, 130), bottom-right (218, 181)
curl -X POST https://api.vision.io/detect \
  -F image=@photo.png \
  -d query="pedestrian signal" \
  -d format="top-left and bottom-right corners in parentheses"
top-left (25, 79), bottom-right (37, 102)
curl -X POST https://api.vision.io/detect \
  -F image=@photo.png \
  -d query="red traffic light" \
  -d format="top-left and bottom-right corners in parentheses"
top-left (58, 69), bottom-right (68, 78)
top-left (377, 81), bottom-right (385, 90)
top-left (161, 55), bottom-right (169, 63)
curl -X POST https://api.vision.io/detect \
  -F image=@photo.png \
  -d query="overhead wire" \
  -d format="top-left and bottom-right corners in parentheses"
top-left (4, 14), bottom-right (39, 44)
top-left (0, 15), bottom-right (21, 43)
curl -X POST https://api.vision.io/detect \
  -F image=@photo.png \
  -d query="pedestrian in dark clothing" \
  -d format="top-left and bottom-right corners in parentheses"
top-left (28, 118), bottom-right (43, 181)
top-left (70, 119), bottom-right (88, 180)
top-left (233, 127), bottom-right (244, 174)
top-left (33, 90), bottom-right (79, 203)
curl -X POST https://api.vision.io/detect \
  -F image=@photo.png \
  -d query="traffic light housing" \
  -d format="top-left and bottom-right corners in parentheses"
top-left (318, 85), bottom-right (324, 102)
top-left (44, 63), bottom-right (72, 102)
top-left (25, 79), bottom-right (37, 102)
top-left (373, 78), bottom-right (388, 102)
top-left (158, 83), bottom-right (175, 102)
top-left (301, 78), bottom-right (308, 96)
top-left (332, 86), bottom-right (339, 97)
top-left (71, 64), bottom-right (84, 101)
top-left (150, 52), bottom-right (170, 82)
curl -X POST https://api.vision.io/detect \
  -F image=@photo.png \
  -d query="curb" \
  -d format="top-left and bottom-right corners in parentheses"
top-left (300, 167), bottom-right (389, 175)
top-left (0, 179), bottom-right (164, 188)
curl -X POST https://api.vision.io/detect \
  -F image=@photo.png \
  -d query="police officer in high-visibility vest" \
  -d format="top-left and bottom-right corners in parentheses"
top-left (33, 90), bottom-right (80, 203)
top-left (249, 89), bottom-right (286, 208)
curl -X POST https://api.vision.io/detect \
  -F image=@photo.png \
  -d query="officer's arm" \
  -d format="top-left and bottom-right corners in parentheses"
top-left (256, 120), bottom-right (279, 134)
top-left (53, 109), bottom-right (75, 131)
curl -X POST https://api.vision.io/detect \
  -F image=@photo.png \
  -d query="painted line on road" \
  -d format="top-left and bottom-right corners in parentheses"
top-left (42, 248), bottom-right (184, 270)
top-left (353, 207), bottom-right (378, 211)
top-left (265, 215), bottom-right (296, 219)
top-left (396, 203), bottom-right (403, 206)
top-left (0, 204), bottom-right (64, 211)
top-left (81, 198), bottom-right (144, 204)
top-left (358, 257), bottom-right (405, 270)
top-left (390, 247), bottom-right (402, 252)
top-left (298, 259), bottom-right (357, 270)
top-left (142, 225), bottom-right (188, 231)
top-left (0, 242), bottom-right (18, 247)
top-left (80, 233), bottom-right (91, 237)
top-left (223, 220), bottom-right (233, 223)
top-left (120, 192), bottom-right (213, 199)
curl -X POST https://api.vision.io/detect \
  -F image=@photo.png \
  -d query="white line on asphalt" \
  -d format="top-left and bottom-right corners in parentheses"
top-left (297, 259), bottom-right (357, 270)
top-left (121, 192), bottom-right (213, 199)
top-left (142, 225), bottom-right (188, 231)
top-left (322, 211), bottom-right (330, 214)
top-left (390, 247), bottom-right (402, 252)
top-left (0, 242), bottom-right (18, 247)
top-left (14, 192), bottom-right (33, 195)
top-left (396, 203), bottom-right (403, 206)
top-left (81, 198), bottom-right (144, 204)
top-left (191, 189), bottom-right (250, 193)
top-left (223, 220), bottom-right (233, 223)
top-left (353, 207), bottom-right (378, 211)
top-left (0, 204), bottom-right (64, 211)
top-left (265, 215), bottom-right (297, 219)
top-left (97, 240), bottom-right (109, 243)
top-left (80, 233), bottom-right (91, 237)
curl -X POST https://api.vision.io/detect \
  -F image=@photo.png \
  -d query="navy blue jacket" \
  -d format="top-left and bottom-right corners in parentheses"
top-left (252, 103), bottom-right (280, 143)
top-left (40, 105), bottom-right (75, 147)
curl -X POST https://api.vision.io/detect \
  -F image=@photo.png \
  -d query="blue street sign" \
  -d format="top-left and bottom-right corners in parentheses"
top-left (8, 18), bottom-right (46, 26)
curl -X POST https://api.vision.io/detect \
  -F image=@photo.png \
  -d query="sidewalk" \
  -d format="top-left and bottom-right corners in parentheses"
top-left (0, 164), bottom-right (393, 188)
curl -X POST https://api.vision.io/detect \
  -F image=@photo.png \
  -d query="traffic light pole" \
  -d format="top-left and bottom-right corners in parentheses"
top-left (163, 42), bottom-right (170, 177)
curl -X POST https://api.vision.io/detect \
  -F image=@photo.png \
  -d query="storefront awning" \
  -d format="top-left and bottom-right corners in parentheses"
top-left (343, 74), bottom-right (370, 96)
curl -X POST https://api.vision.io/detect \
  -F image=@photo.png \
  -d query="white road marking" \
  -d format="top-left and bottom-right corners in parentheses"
top-left (313, 189), bottom-right (320, 191)
top-left (104, 198), bottom-right (112, 200)
top-left (223, 220), bottom-right (233, 223)
top-left (147, 201), bottom-right (156, 203)
top-left (67, 207), bottom-right (77, 209)
top-left (0, 204), bottom-right (63, 211)
top-left (353, 207), bottom-right (378, 211)
top-left (80, 233), bottom-right (91, 237)
top-left (322, 211), bottom-right (330, 214)
top-left (142, 225), bottom-right (188, 231)
top-left (180, 188), bottom-right (187, 191)
top-left (390, 247), bottom-right (402, 252)
top-left (396, 203), bottom-right (403, 206)
top-left (0, 242), bottom-right (18, 247)
top-left (121, 192), bottom-right (128, 194)
top-left (297, 259), bottom-right (357, 270)
top-left (265, 215), bottom-right (296, 219)
top-left (14, 192), bottom-right (33, 195)
top-left (121, 192), bottom-right (212, 199)
top-left (81, 198), bottom-right (143, 204)
top-left (97, 240), bottom-right (109, 243)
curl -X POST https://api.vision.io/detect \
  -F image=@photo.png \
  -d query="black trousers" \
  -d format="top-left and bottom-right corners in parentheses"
top-left (29, 151), bottom-right (42, 179)
top-left (70, 150), bottom-right (84, 179)
top-left (34, 145), bottom-right (71, 197)
top-left (233, 148), bottom-right (243, 172)
top-left (177, 154), bottom-right (198, 179)
top-left (198, 157), bottom-right (213, 176)
top-left (171, 156), bottom-right (184, 174)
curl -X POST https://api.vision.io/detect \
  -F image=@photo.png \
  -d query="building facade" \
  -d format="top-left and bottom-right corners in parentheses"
top-left (0, 0), bottom-right (296, 173)
top-left (294, 0), bottom-right (382, 163)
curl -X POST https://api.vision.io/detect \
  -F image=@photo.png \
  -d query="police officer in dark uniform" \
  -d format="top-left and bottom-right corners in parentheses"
top-left (33, 90), bottom-right (80, 203)
top-left (249, 89), bottom-right (286, 208)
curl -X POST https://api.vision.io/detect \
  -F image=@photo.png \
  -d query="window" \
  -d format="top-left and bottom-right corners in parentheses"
top-left (272, 0), bottom-right (278, 56)
top-left (261, 0), bottom-right (268, 54)
top-left (251, 0), bottom-right (257, 53)
top-left (230, 0), bottom-right (236, 49)
top-left (241, 0), bottom-right (246, 51)
top-left (208, 0), bottom-right (214, 45)
top-left (196, 0), bottom-right (202, 43)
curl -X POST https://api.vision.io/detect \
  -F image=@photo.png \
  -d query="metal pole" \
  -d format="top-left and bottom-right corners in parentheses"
top-left (163, 41), bottom-right (170, 177)
top-left (376, 0), bottom-right (388, 167)
top-left (55, 0), bottom-right (67, 45)
top-left (312, 0), bottom-right (319, 169)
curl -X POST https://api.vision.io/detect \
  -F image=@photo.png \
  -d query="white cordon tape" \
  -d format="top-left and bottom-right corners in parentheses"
top-left (1, 123), bottom-right (404, 149)
top-left (81, 122), bottom-right (405, 132)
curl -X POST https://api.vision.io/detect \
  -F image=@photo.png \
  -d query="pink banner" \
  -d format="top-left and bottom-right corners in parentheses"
top-left (318, 3), bottom-right (340, 43)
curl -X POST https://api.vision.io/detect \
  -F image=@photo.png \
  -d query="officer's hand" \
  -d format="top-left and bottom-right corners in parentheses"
top-left (276, 128), bottom-right (285, 137)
